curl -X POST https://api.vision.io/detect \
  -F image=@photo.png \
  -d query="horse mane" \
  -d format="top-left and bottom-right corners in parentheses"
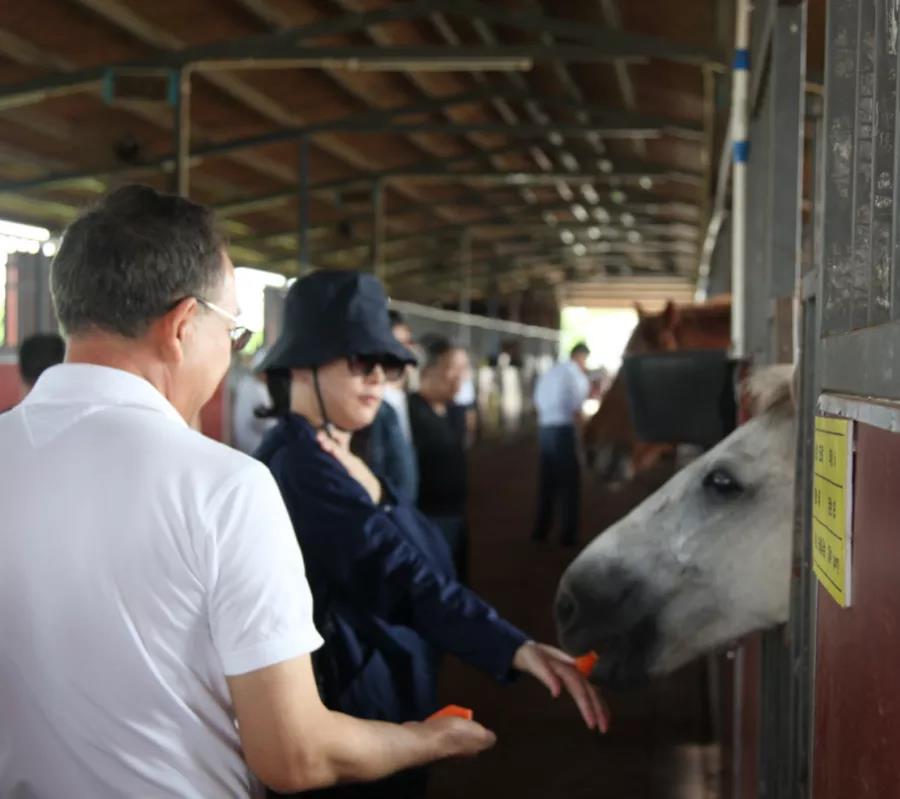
top-left (746, 364), bottom-right (795, 417)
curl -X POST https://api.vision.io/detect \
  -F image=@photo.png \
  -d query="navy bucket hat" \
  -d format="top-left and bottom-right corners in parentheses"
top-left (257, 270), bottom-right (417, 372)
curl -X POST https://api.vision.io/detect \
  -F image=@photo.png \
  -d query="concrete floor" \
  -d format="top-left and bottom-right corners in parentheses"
top-left (428, 436), bottom-right (720, 799)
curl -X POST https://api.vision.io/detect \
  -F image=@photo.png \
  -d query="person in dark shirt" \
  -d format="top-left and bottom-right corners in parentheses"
top-left (408, 336), bottom-right (471, 581)
top-left (18, 333), bottom-right (65, 399)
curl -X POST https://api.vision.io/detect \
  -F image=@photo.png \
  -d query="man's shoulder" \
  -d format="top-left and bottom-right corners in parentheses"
top-left (128, 416), bottom-right (267, 486)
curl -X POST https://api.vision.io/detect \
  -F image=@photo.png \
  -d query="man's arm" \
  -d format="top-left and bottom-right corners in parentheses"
top-left (228, 655), bottom-right (495, 793)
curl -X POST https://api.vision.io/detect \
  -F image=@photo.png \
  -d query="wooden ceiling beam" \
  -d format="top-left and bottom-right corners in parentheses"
top-left (65, 0), bottom-right (463, 227)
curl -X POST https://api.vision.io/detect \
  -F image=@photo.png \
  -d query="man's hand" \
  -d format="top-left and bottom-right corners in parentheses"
top-left (406, 716), bottom-right (497, 760)
top-left (512, 641), bottom-right (610, 733)
top-left (316, 430), bottom-right (383, 504)
top-left (229, 656), bottom-right (496, 793)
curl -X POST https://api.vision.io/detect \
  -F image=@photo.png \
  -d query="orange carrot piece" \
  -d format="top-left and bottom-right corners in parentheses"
top-left (428, 704), bottom-right (474, 721)
top-left (575, 651), bottom-right (599, 677)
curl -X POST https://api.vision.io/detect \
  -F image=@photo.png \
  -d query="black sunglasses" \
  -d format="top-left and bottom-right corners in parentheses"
top-left (347, 354), bottom-right (406, 382)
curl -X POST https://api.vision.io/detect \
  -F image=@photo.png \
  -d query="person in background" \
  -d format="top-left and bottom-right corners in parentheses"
top-left (383, 310), bottom-right (415, 437)
top-left (17, 332), bottom-right (65, 399)
top-left (255, 272), bottom-right (607, 799)
top-left (0, 185), bottom-right (496, 799)
top-left (452, 362), bottom-right (478, 447)
top-left (231, 346), bottom-right (276, 454)
top-left (408, 336), bottom-right (471, 581)
top-left (531, 342), bottom-right (591, 547)
top-left (357, 310), bottom-right (418, 501)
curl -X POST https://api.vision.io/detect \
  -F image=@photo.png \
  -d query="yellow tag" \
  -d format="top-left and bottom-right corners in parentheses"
top-left (812, 416), bottom-right (853, 607)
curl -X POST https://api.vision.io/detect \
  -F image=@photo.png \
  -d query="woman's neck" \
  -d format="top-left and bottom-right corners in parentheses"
top-left (289, 383), bottom-right (353, 445)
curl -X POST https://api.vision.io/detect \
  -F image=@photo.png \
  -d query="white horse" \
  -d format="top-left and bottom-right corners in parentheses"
top-left (556, 366), bottom-right (796, 685)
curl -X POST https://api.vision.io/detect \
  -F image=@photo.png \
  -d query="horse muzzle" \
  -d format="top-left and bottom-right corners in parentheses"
top-left (555, 561), bottom-right (660, 688)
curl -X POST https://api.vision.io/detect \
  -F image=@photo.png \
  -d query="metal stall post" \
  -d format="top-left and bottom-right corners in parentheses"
top-left (786, 93), bottom-right (824, 799)
top-left (172, 67), bottom-right (191, 198)
top-left (744, 86), bottom-right (772, 362)
top-left (820, 0), bottom-right (857, 337)
top-left (372, 178), bottom-right (384, 280)
top-left (849, 1), bottom-right (876, 331)
top-left (758, 6), bottom-right (808, 796)
top-left (731, 0), bottom-right (753, 356)
top-left (460, 228), bottom-right (472, 348)
top-left (766, 2), bottom-right (806, 366)
top-left (869, 0), bottom-right (895, 326)
top-left (298, 136), bottom-right (310, 275)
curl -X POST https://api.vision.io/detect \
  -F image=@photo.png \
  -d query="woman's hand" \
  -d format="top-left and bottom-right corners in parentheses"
top-left (512, 641), bottom-right (610, 733)
top-left (316, 430), bottom-right (383, 505)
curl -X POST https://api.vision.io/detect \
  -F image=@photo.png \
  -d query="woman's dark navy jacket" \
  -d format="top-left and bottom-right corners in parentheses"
top-left (256, 413), bottom-right (528, 723)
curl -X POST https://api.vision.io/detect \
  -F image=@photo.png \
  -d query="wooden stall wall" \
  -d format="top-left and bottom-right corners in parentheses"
top-left (813, 421), bottom-right (900, 797)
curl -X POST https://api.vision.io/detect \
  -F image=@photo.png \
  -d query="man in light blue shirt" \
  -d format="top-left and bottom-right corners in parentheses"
top-left (531, 342), bottom-right (591, 546)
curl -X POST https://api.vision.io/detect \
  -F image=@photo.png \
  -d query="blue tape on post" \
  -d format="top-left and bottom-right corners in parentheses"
top-left (733, 49), bottom-right (750, 70)
top-left (167, 71), bottom-right (179, 107)
top-left (733, 141), bottom-right (750, 163)
top-left (101, 70), bottom-right (115, 105)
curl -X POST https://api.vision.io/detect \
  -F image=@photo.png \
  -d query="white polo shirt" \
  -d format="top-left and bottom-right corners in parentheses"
top-left (0, 364), bottom-right (322, 798)
top-left (533, 360), bottom-right (591, 427)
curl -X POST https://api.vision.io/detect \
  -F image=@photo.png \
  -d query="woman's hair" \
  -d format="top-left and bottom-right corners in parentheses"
top-left (254, 368), bottom-right (291, 418)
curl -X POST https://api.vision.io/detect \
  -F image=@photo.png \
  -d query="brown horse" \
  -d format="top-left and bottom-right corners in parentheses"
top-left (584, 297), bottom-right (732, 479)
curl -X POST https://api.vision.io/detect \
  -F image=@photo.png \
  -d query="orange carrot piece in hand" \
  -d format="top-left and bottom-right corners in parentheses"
top-left (428, 704), bottom-right (474, 721)
top-left (575, 651), bottom-right (599, 678)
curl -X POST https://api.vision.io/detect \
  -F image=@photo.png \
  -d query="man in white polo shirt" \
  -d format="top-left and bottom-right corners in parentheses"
top-left (0, 186), bottom-right (494, 798)
top-left (531, 342), bottom-right (591, 547)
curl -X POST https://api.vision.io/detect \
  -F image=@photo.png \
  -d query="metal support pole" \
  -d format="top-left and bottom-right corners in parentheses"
top-left (460, 228), bottom-right (472, 346)
top-left (730, 0), bottom-right (751, 357)
top-left (297, 136), bottom-right (310, 275)
top-left (766, 2), bottom-right (806, 363)
top-left (372, 179), bottom-right (384, 279)
top-left (173, 68), bottom-right (191, 197)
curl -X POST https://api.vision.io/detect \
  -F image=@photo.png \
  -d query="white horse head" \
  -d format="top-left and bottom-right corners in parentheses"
top-left (556, 366), bottom-right (796, 686)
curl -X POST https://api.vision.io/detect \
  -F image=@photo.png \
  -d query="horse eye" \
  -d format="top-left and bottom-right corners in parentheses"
top-left (703, 467), bottom-right (743, 497)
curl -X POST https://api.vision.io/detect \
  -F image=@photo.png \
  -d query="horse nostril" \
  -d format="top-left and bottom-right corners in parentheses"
top-left (556, 589), bottom-right (579, 631)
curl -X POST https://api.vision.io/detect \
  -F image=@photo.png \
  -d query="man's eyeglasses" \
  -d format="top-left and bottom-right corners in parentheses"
top-left (195, 298), bottom-right (254, 352)
top-left (347, 354), bottom-right (406, 382)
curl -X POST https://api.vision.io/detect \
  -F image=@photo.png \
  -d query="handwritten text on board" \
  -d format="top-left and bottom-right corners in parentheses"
top-left (812, 416), bottom-right (853, 607)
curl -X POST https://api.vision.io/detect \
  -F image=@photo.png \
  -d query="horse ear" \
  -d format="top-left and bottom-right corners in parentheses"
top-left (745, 364), bottom-right (795, 416)
top-left (662, 300), bottom-right (680, 330)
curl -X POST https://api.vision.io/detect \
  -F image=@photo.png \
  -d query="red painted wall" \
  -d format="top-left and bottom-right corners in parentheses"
top-left (0, 362), bottom-right (21, 411)
top-left (813, 421), bottom-right (900, 797)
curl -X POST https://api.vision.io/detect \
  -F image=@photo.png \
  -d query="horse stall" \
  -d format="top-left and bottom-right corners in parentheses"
top-left (733, 0), bottom-right (900, 794)
top-left (569, 0), bottom-right (900, 795)
top-left (552, 2), bottom-right (885, 798)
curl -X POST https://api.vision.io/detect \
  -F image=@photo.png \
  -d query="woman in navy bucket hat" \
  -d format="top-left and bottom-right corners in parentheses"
top-left (255, 271), bottom-right (608, 799)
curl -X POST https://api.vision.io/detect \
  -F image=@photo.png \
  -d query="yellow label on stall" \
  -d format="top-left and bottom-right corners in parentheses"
top-left (811, 416), bottom-right (853, 607)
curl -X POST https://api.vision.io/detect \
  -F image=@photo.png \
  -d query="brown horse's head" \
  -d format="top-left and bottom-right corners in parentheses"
top-left (583, 298), bottom-right (732, 480)
top-left (626, 302), bottom-right (680, 355)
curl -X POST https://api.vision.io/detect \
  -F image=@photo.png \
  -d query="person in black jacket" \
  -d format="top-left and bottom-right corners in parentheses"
top-left (255, 271), bottom-right (608, 799)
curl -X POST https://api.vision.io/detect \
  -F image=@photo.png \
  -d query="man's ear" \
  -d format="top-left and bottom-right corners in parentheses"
top-left (151, 297), bottom-right (199, 365)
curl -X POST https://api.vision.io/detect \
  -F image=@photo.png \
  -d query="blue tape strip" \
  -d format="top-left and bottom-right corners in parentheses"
top-left (733, 49), bottom-right (750, 70)
top-left (167, 71), bottom-right (179, 107)
top-left (733, 140), bottom-right (750, 163)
